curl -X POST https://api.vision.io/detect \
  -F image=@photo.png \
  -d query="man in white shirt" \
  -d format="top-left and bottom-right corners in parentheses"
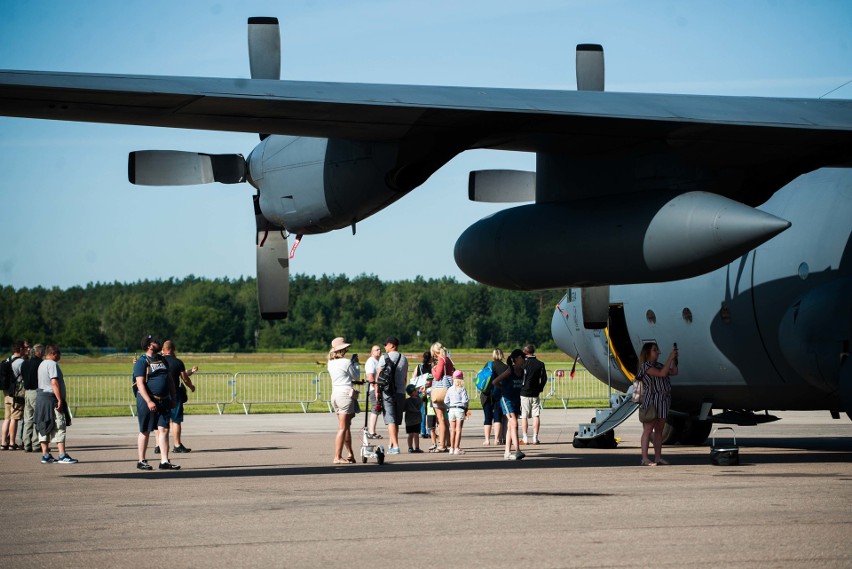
top-left (364, 345), bottom-right (383, 439)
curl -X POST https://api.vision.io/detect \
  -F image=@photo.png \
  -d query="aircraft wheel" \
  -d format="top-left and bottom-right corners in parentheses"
top-left (662, 416), bottom-right (684, 445)
top-left (572, 432), bottom-right (589, 448)
top-left (678, 418), bottom-right (713, 445)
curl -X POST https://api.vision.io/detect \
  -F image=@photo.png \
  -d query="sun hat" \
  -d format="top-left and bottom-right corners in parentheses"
top-left (330, 337), bottom-right (351, 351)
top-left (452, 370), bottom-right (464, 379)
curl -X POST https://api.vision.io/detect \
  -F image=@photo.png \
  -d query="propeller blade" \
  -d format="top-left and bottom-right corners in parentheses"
top-left (255, 195), bottom-right (289, 320)
top-left (576, 43), bottom-right (604, 91)
top-left (248, 17), bottom-right (281, 80)
top-left (129, 151), bottom-right (245, 186)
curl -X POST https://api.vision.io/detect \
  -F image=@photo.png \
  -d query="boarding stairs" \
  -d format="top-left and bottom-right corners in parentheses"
top-left (573, 387), bottom-right (639, 444)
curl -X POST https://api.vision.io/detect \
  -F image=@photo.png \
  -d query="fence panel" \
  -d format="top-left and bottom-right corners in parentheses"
top-left (185, 372), bottom-right (237, 415)
top-left (547, 368), bottom-right (612, 407)
top-left (234, 372), bottom-right (319, 414)
top-left (65, 374), bottom-right (135, 415)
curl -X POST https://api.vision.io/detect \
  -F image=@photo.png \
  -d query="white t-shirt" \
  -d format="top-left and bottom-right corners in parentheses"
top-left (365, 356), bottom-right (379, 392)
top-left (328, 357), bottom-right (359, 392)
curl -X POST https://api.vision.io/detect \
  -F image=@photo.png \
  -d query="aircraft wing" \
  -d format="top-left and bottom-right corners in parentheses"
top-left (2, 70), bottom-right (852, 200)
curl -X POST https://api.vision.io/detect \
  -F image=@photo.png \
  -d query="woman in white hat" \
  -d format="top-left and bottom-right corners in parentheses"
top-left (328, 337), bottom-right (360, 464)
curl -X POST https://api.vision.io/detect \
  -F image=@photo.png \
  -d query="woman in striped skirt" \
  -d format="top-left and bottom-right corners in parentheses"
top-left (636, 342), bottom-right (678, 466)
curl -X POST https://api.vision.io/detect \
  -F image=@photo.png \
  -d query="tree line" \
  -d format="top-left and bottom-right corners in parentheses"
top-left (0, 275), bottom-right (564, 353)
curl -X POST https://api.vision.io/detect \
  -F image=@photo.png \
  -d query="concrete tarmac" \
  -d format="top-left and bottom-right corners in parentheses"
top-left (1, 409), bottom-right (850, 568)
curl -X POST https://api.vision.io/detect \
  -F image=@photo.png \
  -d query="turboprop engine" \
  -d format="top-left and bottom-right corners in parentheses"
top-left (246, 135), bottom-right (399, 234)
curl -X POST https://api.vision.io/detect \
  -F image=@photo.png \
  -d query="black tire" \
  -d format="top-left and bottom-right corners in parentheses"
top-left (662, 416), bottom-right (684, 445)
top-left (678, 418), bottom-right (713, 445)
top-left (572, 432), bottom-right (589, 448)
top-left (376, 450), bottom-right (384, 465)
top-left (361, 456), bottom-right (367, 463)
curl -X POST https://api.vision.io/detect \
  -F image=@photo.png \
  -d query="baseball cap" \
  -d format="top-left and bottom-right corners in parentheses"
top-left (452, 370), bottom-right (464, 379)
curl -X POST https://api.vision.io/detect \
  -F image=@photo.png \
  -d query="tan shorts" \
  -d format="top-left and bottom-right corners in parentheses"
top-left (520, 396), bottom-right (541, 419)
top-left (4, 396), bottom-right (23, 420)
top-left (331, 389), bottom-right (358, 415)
top-left (38, 408), bottom-right (67, 444)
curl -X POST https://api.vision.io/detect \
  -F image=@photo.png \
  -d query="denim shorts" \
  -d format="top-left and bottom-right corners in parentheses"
top-left (500, 396), bottom-right (520, 416)
top-left (382, 392), bottom-right (406, 425)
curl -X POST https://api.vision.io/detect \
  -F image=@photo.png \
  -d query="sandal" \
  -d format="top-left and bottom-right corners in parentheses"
top-left (366, 432), bottom-right (382, 439)
top-left (332, 458), bottom-right (350, 465)
top-left (428, 444), bottom-right (437, 451)
top-left (345, 456), bottom-right (357, 463)
top-left (656, 458), bottom-right (670, 465)
top-left (640, 459), bottom-right (657, 466)
top-left (455, 448), bottom-right (465, 455)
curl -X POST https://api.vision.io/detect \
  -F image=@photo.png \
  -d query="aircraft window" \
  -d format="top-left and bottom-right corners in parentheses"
top-left (682, 308), bottom-right (693, 323)
top-left (798, 262), bottom-right (809, 280)
top-left (646, 310), bottom-right (656, 324)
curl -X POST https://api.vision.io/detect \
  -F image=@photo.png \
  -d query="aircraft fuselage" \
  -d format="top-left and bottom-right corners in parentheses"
top-left (553, 168), bottom-right (852, 418)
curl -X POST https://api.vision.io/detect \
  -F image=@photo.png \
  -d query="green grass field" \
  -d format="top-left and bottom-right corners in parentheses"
top-left (60, 351), bottom-right (612, 417)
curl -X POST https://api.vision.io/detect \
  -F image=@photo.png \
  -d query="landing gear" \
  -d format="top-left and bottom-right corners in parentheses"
top-left (663, 416), bottom-right (712, 445)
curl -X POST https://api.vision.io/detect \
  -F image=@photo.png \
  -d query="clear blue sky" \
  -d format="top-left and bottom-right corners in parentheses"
top-left (1, 0), bottom-right (850, 289)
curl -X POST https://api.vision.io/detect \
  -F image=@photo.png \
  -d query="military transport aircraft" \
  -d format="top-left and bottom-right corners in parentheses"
top-left (1, 18), bottom-right (850, 439)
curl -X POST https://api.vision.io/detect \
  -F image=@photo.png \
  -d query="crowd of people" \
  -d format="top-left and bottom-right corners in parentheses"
top-left (0, 335), bottom-right (198, 471)
top-left (326, 336), bottom-right (554, 463)
top-left (2, 335), bottom-right (679, 468)
top-left (1, 340), bottom-right (77, 464)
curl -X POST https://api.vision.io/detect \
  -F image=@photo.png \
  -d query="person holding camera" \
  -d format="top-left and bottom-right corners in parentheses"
top-left (636, 342), bottom-right (679, 466)
top-left (328, 337), bottom-right (361, 464)
top-left (134, 335), bottom-right (180, 471)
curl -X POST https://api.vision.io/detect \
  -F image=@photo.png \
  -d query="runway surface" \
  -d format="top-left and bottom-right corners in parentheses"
top-left (1, 409), bottom-right (850, 568)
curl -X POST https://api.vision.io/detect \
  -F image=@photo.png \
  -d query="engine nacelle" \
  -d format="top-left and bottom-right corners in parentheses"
top-left (247, 135), bottom-right (400, 234)
top-left (454, 191), bottom-right (790, 289)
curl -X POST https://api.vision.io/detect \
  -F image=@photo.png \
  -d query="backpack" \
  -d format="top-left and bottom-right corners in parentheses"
top-left (0, 356), bottom-right (19, 396)
top-left (475, 361), bottom-right (493, 393)
top-left (376, 353), bottom-right (400, 395)
top-left (132, 354), bottom-right (168, 396)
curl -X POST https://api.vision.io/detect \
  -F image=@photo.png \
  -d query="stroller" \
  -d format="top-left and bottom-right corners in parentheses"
top-left (358, 382), bottom-right (385, 465)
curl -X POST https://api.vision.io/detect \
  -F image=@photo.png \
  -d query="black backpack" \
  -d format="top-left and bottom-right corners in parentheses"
top-left (132, 354), bottom-right (168, 396)
top-left (0, 356), bottom-right (19, 396)
top-left (376, 353), bottom-right (400, 395)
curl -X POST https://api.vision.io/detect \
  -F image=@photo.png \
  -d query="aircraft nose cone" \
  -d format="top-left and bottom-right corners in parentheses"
top-left (643, 192), bottom-right (792, 272)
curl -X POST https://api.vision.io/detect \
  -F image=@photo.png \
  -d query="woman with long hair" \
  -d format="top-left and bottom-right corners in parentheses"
top-left (428, 342), bottom-right (454, 453)
top-left (482, 348), bottom-right (507, 445)
top-left (328, 337), bottom-right (361, 464)
top-left (491, 348), bottom-right (526, 460)
top-left (636, 342), bottom-right (679, 466)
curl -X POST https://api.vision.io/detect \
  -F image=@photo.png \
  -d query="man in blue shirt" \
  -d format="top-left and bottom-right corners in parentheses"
top-left (133, 335), bottom-right (180, 471)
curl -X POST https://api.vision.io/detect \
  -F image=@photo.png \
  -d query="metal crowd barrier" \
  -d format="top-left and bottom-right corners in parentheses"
top-left (234, 371), bottom-right (320, 414)
top-left (63, 365), bottom-right (613, 416)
